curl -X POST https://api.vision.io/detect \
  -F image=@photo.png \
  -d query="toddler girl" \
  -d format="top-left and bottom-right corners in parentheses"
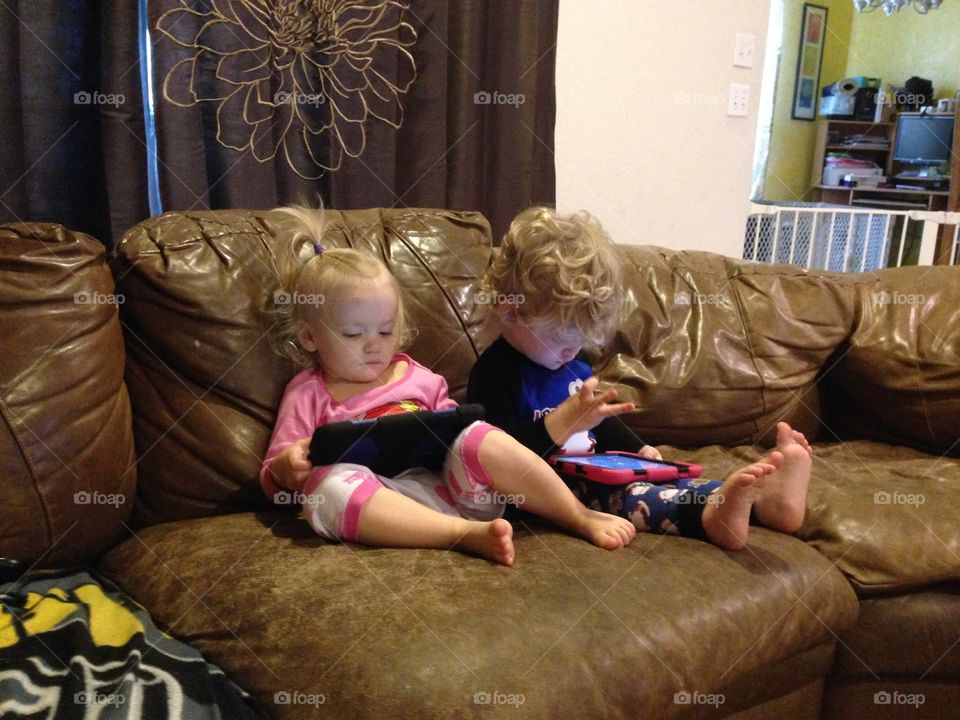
top-left (467, 206), bottom-right (812, 550)
top-left (260, 206), bottom-right (636, 565)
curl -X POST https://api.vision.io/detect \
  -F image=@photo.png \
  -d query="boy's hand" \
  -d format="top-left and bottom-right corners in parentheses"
top-left (269, 437), bottom-right (312, 493)
top-left (545, 377), bottom-right (636, 447)
top-left (638, 445), bottom-right (663, 460)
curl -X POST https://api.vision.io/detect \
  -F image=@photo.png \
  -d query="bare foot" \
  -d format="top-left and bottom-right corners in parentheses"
top-left (702, 456), bottom-right (780, 550)
top-left (571, 508), bottom-right (637, 550)
top-left (455, 518), bottom-right (515, 566)
top-left (753, 422), bottom-right (812, 534)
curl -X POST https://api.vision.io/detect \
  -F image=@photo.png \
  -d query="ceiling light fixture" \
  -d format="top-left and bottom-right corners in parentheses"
top-left (853, 0), bottom-right (943, 14)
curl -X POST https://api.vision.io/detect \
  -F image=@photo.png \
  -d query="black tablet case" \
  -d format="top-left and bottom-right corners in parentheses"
top-left (309, 404), bottom-right (486, 477)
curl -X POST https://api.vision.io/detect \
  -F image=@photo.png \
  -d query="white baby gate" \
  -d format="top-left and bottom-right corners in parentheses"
top-left (744, 202), bottom-right (960, 271)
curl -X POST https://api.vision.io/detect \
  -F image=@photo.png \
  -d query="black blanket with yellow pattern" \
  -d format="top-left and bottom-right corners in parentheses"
top-left (0, 569), bottom-right (267, 719)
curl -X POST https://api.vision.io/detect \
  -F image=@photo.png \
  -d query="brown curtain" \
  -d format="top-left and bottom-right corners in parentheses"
top-left (148, 0), bottom-right (557, 242)
top-left (0, 0), bottom-right (148, 247)
top-left (1, 1), bottom-right (557, 245)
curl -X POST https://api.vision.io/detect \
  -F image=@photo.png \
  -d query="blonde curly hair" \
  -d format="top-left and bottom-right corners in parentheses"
top-left (483, 206), bottom-right (622, 347)
top-left (265, 205), bottom-right (412, 368)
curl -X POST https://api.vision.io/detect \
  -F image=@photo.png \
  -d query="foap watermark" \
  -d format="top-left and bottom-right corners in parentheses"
top-left (473, 690), bottom-right (525, 707)
top-left (873, 290), bottom-right (925, 306)
top-left (475, 490), bottom-right (525, 506)
top-left (874, 690), bottom-right (925, 708)
top-left (274, 690), bottom-right (326, 707)
top-left (673, 690), bottom-right (725, 708)
top-left (273, 491), bottom-right (324, 509)
top-left (676, 491), bottom-right (722, 506)
top-left (274, 290), bottom-right (325, 308)
top-left (74, 291), bottom-right (124, 305)
top-left (891, 91), bottom-right (927, 107)
top-left (474, 291), bottom-right (525, 307)
top-left (874, 490), bottom-right (925, 507)
top-left (672, 91), bottom-right (726, 107)
top-left (675, 290), bottom-right (731, 308)
top-left (74, 491), bottom-right (125, 508)
top-left (74, 90), bottom-right (126, 108)
top-left (74, 691), bottom-right (125, 708)
top-left (473, 90), bottom-right (526, 108)
top-left (275, 90), bottom-right (325, 107)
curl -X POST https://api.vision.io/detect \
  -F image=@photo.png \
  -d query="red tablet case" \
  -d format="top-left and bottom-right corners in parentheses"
top-left (550, 451), bottom-right (703, 485)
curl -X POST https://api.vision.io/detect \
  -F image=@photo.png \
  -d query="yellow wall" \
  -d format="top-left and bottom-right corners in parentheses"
top-left (846, 2), bottom-right (960, 98)
top-left (765, 0), bottom-right (853, 201)
top-left (764, 0), bottom-right (960, 202)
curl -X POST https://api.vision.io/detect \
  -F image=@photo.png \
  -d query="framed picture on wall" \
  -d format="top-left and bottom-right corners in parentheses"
top-left (791, 3), bottom-right (828, 121)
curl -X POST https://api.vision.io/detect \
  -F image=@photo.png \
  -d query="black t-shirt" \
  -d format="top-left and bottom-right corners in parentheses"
top-left (466, 337), bottom-right (646, 458)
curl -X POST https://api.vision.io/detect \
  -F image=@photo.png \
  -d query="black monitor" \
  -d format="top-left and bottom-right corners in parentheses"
top-left (892, 113), bottom-right (954, 177)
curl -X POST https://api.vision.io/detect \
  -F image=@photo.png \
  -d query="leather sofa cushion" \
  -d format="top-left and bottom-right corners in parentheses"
top-left (0, 223), bottom-right (135, 566)
top-left (823, 682), bottom-right (960, 720)
top-left (678, 442), bottom-right (960, 593)
top-left (821, 266), bottom-right (960, 457)
top-left (597, 247), bottom-right (856, 448)
top-left (832, 587), bottom-right (960, 681)
top-left (98, 511), bottom-right (858, 720)
top-left (111, 209), bottom-right (497, 527)
top-left (802, 440), bottom-right (960, 593)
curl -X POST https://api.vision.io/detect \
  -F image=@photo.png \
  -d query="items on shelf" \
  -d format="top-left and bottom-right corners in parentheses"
top-left (822, 154), bottom-right (883, 186)
top-left (839, 133), bottom-right (890, 148)
top-left (819, 76), bottom-right (881, 120)
top-left (891, 76), bottom-right (934, 112)
top-left (844, 174), bottom-right (886, 188)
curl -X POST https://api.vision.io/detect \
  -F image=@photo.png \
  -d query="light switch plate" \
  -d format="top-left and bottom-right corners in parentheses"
top-left (734, 33), bottom-right (756, 68)
top-left (728, 83), bottom-right (750, 116)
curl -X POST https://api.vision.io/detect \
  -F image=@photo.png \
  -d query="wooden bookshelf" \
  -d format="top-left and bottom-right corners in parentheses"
top-left (935, 111), bottom-right (960, 264)
top-left (812, 114), bottom-right (960, 264)
top-left (810, 119), bottom-right (896, 190)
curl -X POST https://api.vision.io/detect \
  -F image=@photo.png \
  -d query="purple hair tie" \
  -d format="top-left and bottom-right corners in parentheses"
top-left (313, 243), bottom-right (325, 255)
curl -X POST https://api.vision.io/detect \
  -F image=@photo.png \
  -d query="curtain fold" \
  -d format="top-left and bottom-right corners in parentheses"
top-left (0, 1), bottom-right (147, 247)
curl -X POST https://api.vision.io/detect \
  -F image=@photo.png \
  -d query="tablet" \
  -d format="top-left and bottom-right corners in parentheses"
top-left (549, 451), bottom-right (702, 485)
top-left (309, 404), bottom-right (485, 477)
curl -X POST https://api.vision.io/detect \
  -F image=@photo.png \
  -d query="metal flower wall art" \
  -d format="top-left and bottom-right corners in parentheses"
top-left (157, 1), bottom-right (417, 178)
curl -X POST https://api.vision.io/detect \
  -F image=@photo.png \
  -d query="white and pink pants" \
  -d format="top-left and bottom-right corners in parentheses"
top-left (301, 421), bottom-right (505, 542)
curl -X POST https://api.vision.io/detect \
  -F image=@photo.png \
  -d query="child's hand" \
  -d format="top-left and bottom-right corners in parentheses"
top-left (638, 445), bottom-right (663, 460)
top-left (545, 377), bottom-right (635, 447)
top-left (269, 437), bottom-right (313, 493)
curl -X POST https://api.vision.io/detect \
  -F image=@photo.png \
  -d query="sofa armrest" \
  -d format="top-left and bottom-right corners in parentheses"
top-left (0, 223), bottom-right (135, 566)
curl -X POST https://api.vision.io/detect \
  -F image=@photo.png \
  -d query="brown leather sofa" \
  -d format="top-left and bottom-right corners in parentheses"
top-left (2, 209), bottom-right (958, 719)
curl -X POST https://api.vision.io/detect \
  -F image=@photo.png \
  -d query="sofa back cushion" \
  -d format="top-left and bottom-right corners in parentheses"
top-left (594, 246), bottom-right (857, 447)
top-left (112, 209), bottom-right (497, 527)
top-left (0, 224), bottom-right (135, 566)
top-left (820, 266), bottom-right (960, 457)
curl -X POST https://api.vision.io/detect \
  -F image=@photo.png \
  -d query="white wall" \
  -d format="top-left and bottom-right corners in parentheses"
top-left (556, 1), bottom-right (771, 258)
